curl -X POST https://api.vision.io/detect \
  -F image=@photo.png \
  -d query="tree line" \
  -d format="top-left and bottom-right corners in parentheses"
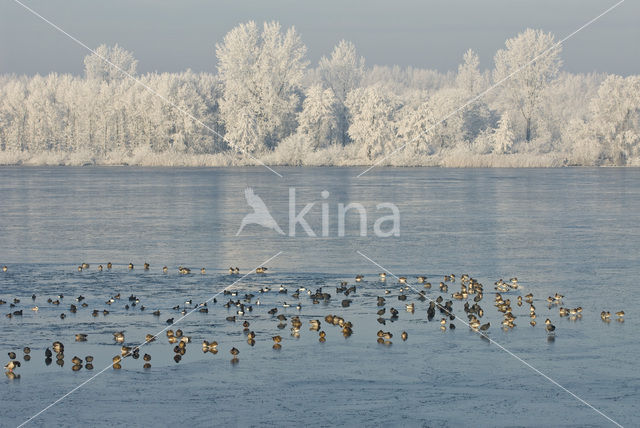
top-left (0, 22), bottom-right (638, 166)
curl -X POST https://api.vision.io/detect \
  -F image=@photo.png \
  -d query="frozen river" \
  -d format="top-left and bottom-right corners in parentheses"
top-left (0, 167), bottom-right (638, 427)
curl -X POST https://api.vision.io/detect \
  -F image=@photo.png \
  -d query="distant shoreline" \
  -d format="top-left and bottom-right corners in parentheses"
top-left (2, 148), bottom-right (631, 168)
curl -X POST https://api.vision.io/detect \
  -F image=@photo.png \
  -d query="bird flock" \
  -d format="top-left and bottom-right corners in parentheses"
top-left (1, 263), bottom-right (627, 378)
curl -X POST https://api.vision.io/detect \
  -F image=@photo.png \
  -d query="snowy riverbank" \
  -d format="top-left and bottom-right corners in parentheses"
top-left (0, 146), bottom-right (578, 168)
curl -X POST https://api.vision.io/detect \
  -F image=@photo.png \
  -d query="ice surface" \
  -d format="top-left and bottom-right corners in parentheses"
top-left (0, 167), bottom-right (638, 427)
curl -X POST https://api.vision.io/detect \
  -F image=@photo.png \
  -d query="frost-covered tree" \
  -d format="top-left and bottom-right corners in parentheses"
top-left (24, 74), bottom-right (68, 152)
top-left (346, 86), bottom-right (399, 160)
top-left (84, 44), bottom-right (138, 83)
top-left (416, 88), bottom-right (467, 151)
top-left (583, 75), bottom-right (640, 165)
top-left (396, 100), bottom-right (436, 155)
top-left (494, 29), bottom-right (561, 143)
top-left (456, 49), bottom-right (483, 96)
top-left (297, 85), bottom-right (339, 149)
top-left (397, 84), bottom-right (489, 155)
top-left (565, 118), bottom-right (601, 165)
top-left (216, 21), bottom-right (308, 153)
top-left (537, 72), bottom-right (604, 154)
top-left (493, 114), bottom-right (514, 154)
top-left (146, 71), bottom-right (220, 153)
top-left (0, 78), bottom-right (29, 151)
top-left (318, 40), bottom-right (365, 144)
top-left (454, 50), bottom-right (493, 142)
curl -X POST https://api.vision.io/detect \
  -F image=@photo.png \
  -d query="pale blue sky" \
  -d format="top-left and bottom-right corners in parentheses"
top-left (0, 0), bottom-right (637, 76)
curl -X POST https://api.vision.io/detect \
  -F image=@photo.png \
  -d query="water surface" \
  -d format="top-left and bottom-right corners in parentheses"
top-left (0, 167), bottom-right (638, 427)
